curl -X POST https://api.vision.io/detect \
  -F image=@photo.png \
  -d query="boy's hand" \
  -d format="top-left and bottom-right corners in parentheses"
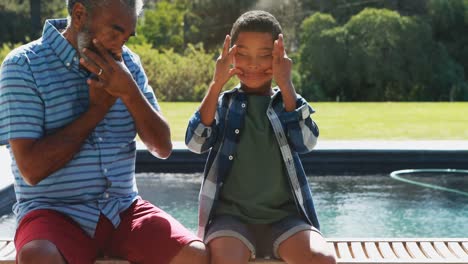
top-left (269, 34), bottom-right (297, 111)
top-left (269, 34), bottom-right (294, 91)
top-left (212, 35), bottom-right (242, 88)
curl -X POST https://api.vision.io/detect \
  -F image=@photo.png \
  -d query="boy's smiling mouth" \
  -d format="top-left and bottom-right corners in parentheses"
top-left (242, 71), bottom-right (270, 79)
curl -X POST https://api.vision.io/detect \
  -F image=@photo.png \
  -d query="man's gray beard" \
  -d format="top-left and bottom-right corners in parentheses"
top-left (77, 29), bottom-right (92, 60)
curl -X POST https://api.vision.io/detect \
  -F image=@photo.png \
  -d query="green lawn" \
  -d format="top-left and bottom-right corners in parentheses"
top-left (159, 102), bottom-right (468, 142)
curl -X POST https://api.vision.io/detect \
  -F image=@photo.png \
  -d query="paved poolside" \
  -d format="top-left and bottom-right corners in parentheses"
top-left (2, 140), bottom-right (468, 190)
top-left (172, 140), bottom-right (468, 150)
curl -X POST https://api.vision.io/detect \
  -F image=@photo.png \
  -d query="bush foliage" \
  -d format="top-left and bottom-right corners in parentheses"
top-left (1, 0), bottom-right (467, 101)
top-left (128, 43), bottom-right (239, 102)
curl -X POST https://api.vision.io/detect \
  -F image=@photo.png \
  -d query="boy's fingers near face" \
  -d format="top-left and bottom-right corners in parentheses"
top-left (229, 67), bottom-right (242, 76)
top-left (278, 34), bottom-right (284, 47)
top-left (222, 35), bottom-right (231, 58)
top-left (277, 34), bottom-right (286, 58)
top-left (228, 45), bottom-right (237, 60)
top-left (273, 40), bottom-right (281, 64)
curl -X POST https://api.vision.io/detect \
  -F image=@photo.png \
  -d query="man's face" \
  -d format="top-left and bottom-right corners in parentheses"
top-left (233, 31), bottom-right (274, 90)
top-left (77, 1), bottom-right (137, 60)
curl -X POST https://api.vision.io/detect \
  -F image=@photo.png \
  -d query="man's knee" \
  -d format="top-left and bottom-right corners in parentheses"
top-left (171, 241), bottom-right (209, 264)
top-left (18, 240), bottom-right (66, 264)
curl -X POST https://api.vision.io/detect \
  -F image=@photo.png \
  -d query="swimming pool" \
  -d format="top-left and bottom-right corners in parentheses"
top-left (1, 173), bottom-right (467, 238)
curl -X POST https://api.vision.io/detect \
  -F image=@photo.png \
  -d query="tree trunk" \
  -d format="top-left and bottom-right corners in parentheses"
top-left (30, 0), bottom-right (41, 38)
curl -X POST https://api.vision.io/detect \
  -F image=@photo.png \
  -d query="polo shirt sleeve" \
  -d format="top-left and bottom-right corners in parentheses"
top-left (0, 56), bottom-right (44, 145)
top-left (126, 50), bottom-right (161, 112)
top-left (278, 95), bottom-right (319, 154)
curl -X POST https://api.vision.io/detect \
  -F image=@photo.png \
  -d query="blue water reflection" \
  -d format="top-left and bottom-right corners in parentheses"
top-left (1, 173), bottom-right (467, 238)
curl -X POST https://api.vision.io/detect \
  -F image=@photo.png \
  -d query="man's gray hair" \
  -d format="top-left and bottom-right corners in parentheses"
top-left (67, 0), bottom-right (144, 17)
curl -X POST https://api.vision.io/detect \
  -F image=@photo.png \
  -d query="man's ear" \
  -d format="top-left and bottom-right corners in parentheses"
top-left (70, 2), bottom-right (89, 31)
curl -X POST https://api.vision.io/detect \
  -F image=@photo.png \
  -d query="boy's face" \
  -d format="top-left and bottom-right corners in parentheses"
top-left (234, 31), bottom-right (274, 91)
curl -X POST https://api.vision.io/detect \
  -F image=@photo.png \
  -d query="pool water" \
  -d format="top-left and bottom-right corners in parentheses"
top-left (1, 173), bottom-right (467, 238)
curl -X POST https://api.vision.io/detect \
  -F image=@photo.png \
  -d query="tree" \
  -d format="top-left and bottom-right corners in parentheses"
top-left (299, 13), bottom-right (344, 100)
top-left (0, 0), bottom-right (66, 45)
top-left (0, 0), bottom-right (30, 44)
top-left (185, 0), bottom-right (256, 51)
top-left (428, 0), bottom-right (468, 80)
top-left (251, 0), bottom-right (311, 51)
top-left (299, 0), bottom-right (427, 23)
top-left (345, 8), bottom-right (416, 100)
top-left (299, 8), bottom-right (466, 101)
top-left (30, 0), bottom-right (41, 39)
top-left (139, 1), bottom-right (187, 51)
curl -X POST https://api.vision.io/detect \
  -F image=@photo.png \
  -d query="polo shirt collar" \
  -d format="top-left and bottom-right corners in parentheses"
top-left (42, 19), bottom-right (81, 73)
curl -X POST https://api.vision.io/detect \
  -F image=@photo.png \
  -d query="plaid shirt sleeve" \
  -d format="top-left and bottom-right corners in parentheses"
top-left (277, 95), bottom-right (319, 154)
top-left (185, 96), bottom-right (225, 154)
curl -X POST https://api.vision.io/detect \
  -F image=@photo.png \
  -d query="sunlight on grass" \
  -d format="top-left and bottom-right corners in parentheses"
top-left (160, 102), bottom-right (199, 142)
top-left (159, 102), bottom-right (468, 142)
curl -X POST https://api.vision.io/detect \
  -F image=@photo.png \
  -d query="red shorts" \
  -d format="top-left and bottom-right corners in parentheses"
top-left (14, 198), bottom-right (200, 264)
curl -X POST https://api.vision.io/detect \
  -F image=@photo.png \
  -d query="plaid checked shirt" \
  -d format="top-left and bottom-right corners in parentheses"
top-left (185, 86), bottom-right (321, 239)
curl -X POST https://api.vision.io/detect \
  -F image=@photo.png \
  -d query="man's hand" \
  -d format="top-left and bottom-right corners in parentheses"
top-left (79, 39), bottom-right (137, 101)
top-left (87, 74), bottom-right (117, 113)
top-left (80, 39), bottom-right (171, 159)
top-left (212, 35), bottom-right (242, 88)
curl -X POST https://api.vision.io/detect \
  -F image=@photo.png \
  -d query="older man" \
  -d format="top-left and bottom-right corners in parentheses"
top-left (0, 0), bottom-right (208, 263)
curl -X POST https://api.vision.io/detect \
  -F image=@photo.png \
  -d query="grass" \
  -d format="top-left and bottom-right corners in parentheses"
top-left (159, 102), bottom-right (468, 142)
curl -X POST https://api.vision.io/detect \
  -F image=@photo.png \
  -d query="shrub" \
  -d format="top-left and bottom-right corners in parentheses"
top-left (128, 43), bottom-right (239, 101)
top-left (0, 42), bottom-right (23, 64)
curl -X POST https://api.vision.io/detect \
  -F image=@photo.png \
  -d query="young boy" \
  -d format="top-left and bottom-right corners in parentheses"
top-left (185, 10), bottom-right (336, 264)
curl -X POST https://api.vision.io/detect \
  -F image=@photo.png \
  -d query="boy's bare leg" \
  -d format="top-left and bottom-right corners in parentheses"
top-left (209, 237), bottom-right (250, 264)
top-left (278, 230), bottom-right (336, 264)
top-left (170, 241), bottom-right (209, 264)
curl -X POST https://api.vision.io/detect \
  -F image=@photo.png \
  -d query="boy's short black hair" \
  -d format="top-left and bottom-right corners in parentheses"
top-left (230, 10), bottom-right (282, 45)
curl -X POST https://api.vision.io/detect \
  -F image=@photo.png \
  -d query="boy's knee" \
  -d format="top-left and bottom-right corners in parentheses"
top-left (187, 241), bottom-right (210, 263)
top-left (18, 240), bottom-right (66, 264)
top-left (211, 254), bottom-right (247, 264)
top-left (303, 251), bottom-right (337, 264)
top-left (171, 241), bottom-right (209, 264)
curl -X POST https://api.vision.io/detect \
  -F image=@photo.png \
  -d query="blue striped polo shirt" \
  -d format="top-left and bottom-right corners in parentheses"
top-left (0, 19), bottom-right (159, 237)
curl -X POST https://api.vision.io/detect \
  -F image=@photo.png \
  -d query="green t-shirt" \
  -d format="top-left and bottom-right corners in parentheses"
top-left (215, 95), bottom-right (296, 224)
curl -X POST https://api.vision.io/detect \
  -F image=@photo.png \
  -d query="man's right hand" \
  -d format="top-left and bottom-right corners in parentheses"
top-left (9, 76), bottom-right (117, 185)
top-left (88, 75), bottom-right (117, 113)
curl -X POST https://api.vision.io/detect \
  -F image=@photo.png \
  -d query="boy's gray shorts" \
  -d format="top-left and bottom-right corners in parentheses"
top-left (204, 214), bottom-right (321, 260)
